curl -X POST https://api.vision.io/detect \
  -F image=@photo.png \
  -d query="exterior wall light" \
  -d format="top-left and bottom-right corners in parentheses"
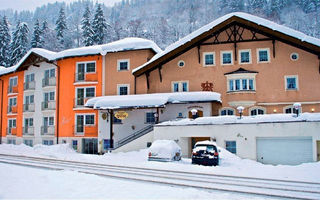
top-left (311, 108), bottom-right (315, 112)
top-left (273, 109), bottom-right (277, 113)
top-left (237, 106), bottom-right (244, 119)
top-left (191, 109), bottom-right (198, 119)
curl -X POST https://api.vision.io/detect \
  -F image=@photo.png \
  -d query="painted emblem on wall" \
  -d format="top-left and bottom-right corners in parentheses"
top-left (201, 81), bottom-right (213, 91)
top-left (114, 111), bottom-right (129, 120)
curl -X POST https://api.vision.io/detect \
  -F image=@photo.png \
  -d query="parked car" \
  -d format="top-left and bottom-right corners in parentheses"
top-left (192, 140), bottom-right (220, 166)
top-left (148, 140), bottom-right (181, 162)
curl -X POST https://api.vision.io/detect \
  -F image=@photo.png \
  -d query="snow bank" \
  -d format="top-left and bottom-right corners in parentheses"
top-left (158, 112), bottom-right (320, 126)
top-left (133, 12), bottom-right (320, 74)
top-left (85, 91), bottom-right (221, 109)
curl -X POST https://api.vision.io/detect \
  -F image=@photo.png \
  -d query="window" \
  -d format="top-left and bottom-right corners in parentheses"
top-left (85, 115), bottom-right (95, 125)
top-left (226, 141), bottom-right (236, 154)
top-left (228, 79), bottom-right (254, 91)
top-left (249, 107), bottom-right (265, 116)
top-left (86, 88), bottom-right (95, 97)
top-left (8, 119), bottom-right (16, 134)
top-left (9, 77), bottom-right (18, 88)
top-left (239, 50), bottom-right (251, 64)
top-left (25, 95), bottom-right (34, 104)
top-left (117, 84), bottom-right (129, 95)
top-left (103, 139), bottom-right (111, 150)
top-left (25, 73), bottom-right (35, 82)
top-left (24, 140), bottom-right (33, 147)
top-left (44, 116), bottom-right (54, 126)
top-left (257, 48), bottom-right (270, 63)
top-left (72, 140), bottom-right (78, 150)
top-left (220, 108), bottom-right (234, 116)
top-left (86, 62), bottom-right (96, 73)
top-left (44, 91), bottom-right (55, 101)
top-left (177, 60), bottom-right (185, 68)
top-left (76, 87), bottom-right (96, 106)
top-left (24, 118), bottom-right (34, 127)
top-left (290, 53), bottom-right (299, 61)
top-left (146, 112), bottom-right (156, 123)
top-left (285, 76), bottom-right (298, 90)
top-left (7, 139), bottom-right (16, 145)
top-left (117, 59), bottom-right (130, 71)
top-left (9, 97), bottom-right (17, 107)
top-left (203, 52), bottom-right (215, 66)
top-left (172, 81), bottom-right (188, 92)
top-left (284, 106), bottom-right (301, 114)
top-left (77, 62), bottom-right (96, 74)
top-left (113, 116), bottom-right (122, 124)
top-left (43, 140), bottom-right (54, 145)
top-left (45, 69), bottom-right (55, 78)
top-left (221, 51), bottom-right (233, 65)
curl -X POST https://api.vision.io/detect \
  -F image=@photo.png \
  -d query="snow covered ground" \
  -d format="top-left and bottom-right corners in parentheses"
top-left (0, 143), bottom-right (319, 199)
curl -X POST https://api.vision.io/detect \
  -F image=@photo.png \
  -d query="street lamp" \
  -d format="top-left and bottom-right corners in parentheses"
top-left (237, 106), bottom-right (244, 119)
top-left (293, 102), bottom-right (301, 117)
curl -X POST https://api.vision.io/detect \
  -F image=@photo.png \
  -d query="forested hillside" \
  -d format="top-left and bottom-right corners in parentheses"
top-left (0, 0), bottom-right (319, 67)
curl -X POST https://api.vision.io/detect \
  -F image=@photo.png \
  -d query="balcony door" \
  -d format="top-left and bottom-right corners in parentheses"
top-left (76, 115), bottom-right (84, 133)
top-left (76, 88), bottom-right (85, 106)
top-left (77, 63), bottom-right (85, 81)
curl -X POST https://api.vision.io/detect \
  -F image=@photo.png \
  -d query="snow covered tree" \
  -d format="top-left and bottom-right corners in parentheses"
top-left (81, 5), bottom-right (94, 46)
top-left (31, 19), bottom-right (43, 48)
top-left (55, 7), bottom-right (67, 46)
top-left (10, 22), bottom-right (29, 65)
top-left (0, 16), bottom-right (11, 67)
top-left (92, 4), bottom-right (108, 45)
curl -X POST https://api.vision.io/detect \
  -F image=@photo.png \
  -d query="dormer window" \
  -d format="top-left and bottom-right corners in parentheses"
top-left (225, 68), bottom-right (257, 93)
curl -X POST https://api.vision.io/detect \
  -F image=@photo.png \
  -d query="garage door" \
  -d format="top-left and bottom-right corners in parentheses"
top-left (257, 137), bottom-right (313, 165)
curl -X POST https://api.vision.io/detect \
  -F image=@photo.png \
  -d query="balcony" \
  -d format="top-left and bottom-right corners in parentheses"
top-left (23, 104), bottom-right (35, 112)
top-left (74, 125), bottom-right (97, 136)
top-left (24, 81), bottom-right (36, 91)
top-left (41, 126), bottom-right (55, 135)
top-left (74, 72), bottom-right (98, 83)
top-left (7, 127), bottom-right (17, 135)
top-left (23, 126), bottom-right (34, 136)
top-left (8, 85), bottom-right (18, 94)
top-left (7, 105), bottom-right (18, 114)
top-left (42, 77), bottom-right (56, 87)
top-left (74, 97), bottom-right (90, 108)
top-left (41, 101), bottom-right (56, 111)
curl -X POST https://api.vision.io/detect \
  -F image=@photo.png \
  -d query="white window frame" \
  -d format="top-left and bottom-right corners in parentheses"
top-left (239, 49), bottom-right (252, 64)
top-left (249, 106), bottom-right (266, 116)
top-left (145, 111), bottom-right (157, 124)
top-left (25, 73), bottom-right (35, 83)
top-left (290, 53), bottom-right (299, 61)
top-left (219, 107), bottom-right (235, 116)
top-left (8, 118), bottom-right (17, 128)
top-left (203, 52), bottom-right (215, 67)
top-left (75, 86), bottom-right (96, 98)
top-left (44, 91), bottom-right (55, 101)
top-left (117, 59), bottom-right (130, 71)
top-left (285, 75), bottom-right (299, 91)
top-left (257, 48), bottom-right (270, 63)
top-left (75, 113), bottom-right (96, 127)
top-left (8, 97), bottom-right (17, 106)
top-left (226, 73), bottom-right (256, 92)
top-left (117, 84), bottom-right (130, 95)
top-left (43, 116), bottom-right (55, 126)
top-left (177, 60), bottom-right (185, 68)
top-left (171, 81), bottom-right (189, 92)
top-left (220, 51), bottom-right (233, 65)
top-left (76, 61), bottom-right (97, 74)
top-left (283, 105), bottom-right (303, 114)
top-left (9, 76), bottom-right (18, 87)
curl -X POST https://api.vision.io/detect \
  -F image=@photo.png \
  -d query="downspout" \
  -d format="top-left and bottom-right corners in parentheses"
top-left (0, 79), bottom-right (3, 144)
top-left (50, 61), bottom-right (60, 144)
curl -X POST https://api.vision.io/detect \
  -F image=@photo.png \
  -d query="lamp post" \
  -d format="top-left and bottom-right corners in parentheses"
top-left (237, 106), bottom-right (244, 119)
top-left (293, 102), bottom-right (301, 117)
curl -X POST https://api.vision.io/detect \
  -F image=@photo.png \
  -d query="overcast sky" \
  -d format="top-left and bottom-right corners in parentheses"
top-left (0, 0), bottom-right (122, 11)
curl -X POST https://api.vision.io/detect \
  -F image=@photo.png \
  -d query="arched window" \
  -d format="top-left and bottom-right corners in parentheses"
top-left (249, 107), bottom-right (266, 116)
top-left (220, 108), bottom-right (235, 116)
top-left (283, 106), bottom-right (302, 114)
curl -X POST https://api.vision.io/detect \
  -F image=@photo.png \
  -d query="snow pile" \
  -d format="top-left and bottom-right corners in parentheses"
top-left (55, 37), bottom-right (161, 60)
top-left (133, 12), bottom-right (320, 74)
top-left (159, 112), bottom-right (320, 126)
top-left (149, 140), bottom-right (181, 159)
top-left (86, 91), bottom-right (221, 109)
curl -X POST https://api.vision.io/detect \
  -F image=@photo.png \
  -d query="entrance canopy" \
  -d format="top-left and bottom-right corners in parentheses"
top-left (85, 92), bottom-right (221, 110)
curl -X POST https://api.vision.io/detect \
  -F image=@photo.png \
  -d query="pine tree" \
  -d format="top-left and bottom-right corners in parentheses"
top-left (92, 4), bottom-right (108, 45)
top-left (0, 16), bottom-right (11, 67)
top-left (10, 21), bottom-right (29, 65)
top-left (81, 5), bottom-right (94, 46)
top-left (55, 7), bottom-right (67, 46)
top-left (31, 19), bottom-right (43, 48)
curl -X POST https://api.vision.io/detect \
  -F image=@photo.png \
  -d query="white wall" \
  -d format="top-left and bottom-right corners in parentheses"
top-left (154, 121), bottom-right (320, 161)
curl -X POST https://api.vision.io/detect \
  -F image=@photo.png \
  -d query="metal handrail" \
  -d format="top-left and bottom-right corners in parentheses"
top-left (113, 125), bottom-right (154, 149)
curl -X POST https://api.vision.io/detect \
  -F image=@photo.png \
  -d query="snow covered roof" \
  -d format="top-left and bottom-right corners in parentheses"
top-left (133, 12), bottom-right (320, 76)
top-left (158, 113), bottom-right (320, 126)
top-left (55, 37), bottom-right (162, 60)
top-left (85, 92), bottom-right (221, 110)
top-left (0, 48), bottom-right (56, 76)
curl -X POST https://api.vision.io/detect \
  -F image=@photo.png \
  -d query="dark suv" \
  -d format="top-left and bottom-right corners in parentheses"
top-left (191, 141), bottom-right (219, 166)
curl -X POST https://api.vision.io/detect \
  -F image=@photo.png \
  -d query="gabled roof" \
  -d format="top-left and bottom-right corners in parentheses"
top-left (85, 92), bottom-right (221, 110)
top-left (132, 12), bottom-right (320, 77)
top-left (224, 67), bottom-right (258, 75)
